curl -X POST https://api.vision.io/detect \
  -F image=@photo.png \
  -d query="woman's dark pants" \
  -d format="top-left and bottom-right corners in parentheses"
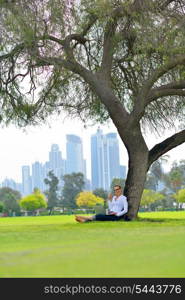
top-left (95, 214), bottom-right (122, 221)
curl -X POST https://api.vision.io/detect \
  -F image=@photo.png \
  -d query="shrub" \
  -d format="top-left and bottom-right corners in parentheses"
top-left (76, 191), bottom-right (104, 208)
top-left (19, 190), bottom-right (47, 213)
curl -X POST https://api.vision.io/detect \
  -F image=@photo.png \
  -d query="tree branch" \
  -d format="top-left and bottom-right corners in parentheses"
top-left (158, 0), bottom-right (176, 10)
top-left (44, 35), bottom-right (65, 46)
top-left (99, 1), bottom-right (149, 77)
top-left (148, 129), bottom-right (185, 167)
top-left (45, 13), bottom-right (98, 53)
top-left (154, 80), bottom-right (185, 90)
top-left (130, 55), bottom-right (185, 122)
top-left (35, 56), bottom-right (87, 76)
top-left (100, 18), bottom-right (118, 77)
top-left (147, 89), bottom-right (185, 103)
top-left (146, 80), bottom-right (185, 103)
top-left (142, 55), bottom-right (185, 97)
top-left (0, 43), bottom-right (25, 61)
top-left (81, 14), bottom-right (98, 36)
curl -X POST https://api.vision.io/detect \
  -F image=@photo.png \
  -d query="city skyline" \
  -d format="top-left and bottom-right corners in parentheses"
top-left (0, 115), bottom-right (184, 183)
top-left (0, 116), bottom-right (129, 183)
top-left (0, 129), bottom-right (126, 195)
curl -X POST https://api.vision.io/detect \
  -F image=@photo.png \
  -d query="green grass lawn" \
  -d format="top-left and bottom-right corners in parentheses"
top-left (0, 211), bottom-right (185, 278)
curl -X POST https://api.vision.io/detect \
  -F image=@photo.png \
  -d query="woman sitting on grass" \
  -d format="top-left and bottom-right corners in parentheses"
top-left (75, 185), bottom-right (128, 223)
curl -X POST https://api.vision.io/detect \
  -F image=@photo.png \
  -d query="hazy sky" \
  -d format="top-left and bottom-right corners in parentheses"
top-left (0, 113), bottom-right (184, 183)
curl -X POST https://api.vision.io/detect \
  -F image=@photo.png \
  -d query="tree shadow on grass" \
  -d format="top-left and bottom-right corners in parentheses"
top-left (137, 217), bottom-right (185, 224)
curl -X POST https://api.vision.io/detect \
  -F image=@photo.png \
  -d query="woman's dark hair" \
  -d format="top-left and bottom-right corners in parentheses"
top-left (114, 185), bottom-right (122, 189)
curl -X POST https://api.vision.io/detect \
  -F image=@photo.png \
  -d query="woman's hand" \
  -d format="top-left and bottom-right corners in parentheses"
top-left (109, 211), bottom-right (117, 215)
top-left (108, 193), bottom-right (113, 201)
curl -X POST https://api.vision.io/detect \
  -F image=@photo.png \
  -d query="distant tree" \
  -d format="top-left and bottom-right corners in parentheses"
top-left (0, 201), bottom-right (4, 213)
top-left (140, 189), bottom-right (165, 211)
top-left (149, 192), bottom-right (175, 211)
top-left (19, 189), bottom-right (47, 215)
top-left (93, 188), bottom-right (108, 209)
top-left (44, 171), bottom-right (59, 214)
top-left (76, 191), bottom-right (104, 208)
top-left (145, 174), bottom-right (158, 191)
top-left (62, 173), bottom-right (85, 208)
top-left (151, 156), bottom-right (168, 178)
top-left (145, 156), bottom-right (168, 191)
top-left (167, 160), bottom-right (185, 192)
top-left (93, 188), bottom-right (108, 200)
top-left (0, 187), bottom-right (21, 216)
top-left (110, 178), bottom-right (125, 194)
top-left (173, 189), bottom-right (185, 209)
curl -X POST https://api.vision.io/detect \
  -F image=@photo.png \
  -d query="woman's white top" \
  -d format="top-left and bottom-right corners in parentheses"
top-left (108, 195), bottom-right (128, 217)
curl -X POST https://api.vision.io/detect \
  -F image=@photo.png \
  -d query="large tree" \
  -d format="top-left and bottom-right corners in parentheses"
top-left (1, 0), bottom-right (185, 219)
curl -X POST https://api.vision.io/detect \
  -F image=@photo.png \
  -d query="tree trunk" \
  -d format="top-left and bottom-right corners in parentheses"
top-left (124, 150), bottom-right (148, 220)
top-left (121, 126), bottom-right (149, 220)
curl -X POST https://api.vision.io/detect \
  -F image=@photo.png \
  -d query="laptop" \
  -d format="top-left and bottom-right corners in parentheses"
top-left (94, 205), bottom-right (107, 215)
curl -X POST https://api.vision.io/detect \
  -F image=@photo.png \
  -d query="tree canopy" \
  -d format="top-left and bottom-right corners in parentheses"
top-left (173, 188), bottom-right (185, 204)
top-left (0, 0), bottom-right (185, 132)
top-left (62, 172), bottom-right (85, 208)
top-left (141, 189), bottom-right (165, 207)
top-left (0, 187), bottom-right (21, 215)
top-left (166, 160), bottom-right (185, 191)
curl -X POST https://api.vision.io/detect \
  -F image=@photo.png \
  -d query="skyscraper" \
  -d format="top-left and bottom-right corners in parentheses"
top-left (2, 178), bottom-right (21, 192)
top-left (66, 135), bottom-right (86, 176)
top-left (22, 165), bottom-right (32, 195)
top-left (91, 128), bottom-right (106, 190)
top-left (1, 178), bottom-right (23, 195)
top-left (32, 161), bottom-right (44, 191)
top-left (91, 128), bottom-right (121, 191)
top-left (106, 133), bottom-right (121, 186)
top-left (48, 144), bottom-right (65, 188)
top-left (42, 161), bottom-right (50, 191)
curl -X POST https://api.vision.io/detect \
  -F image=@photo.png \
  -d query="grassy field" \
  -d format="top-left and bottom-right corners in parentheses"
top-left (0, 211), bottom-right (185, 278)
